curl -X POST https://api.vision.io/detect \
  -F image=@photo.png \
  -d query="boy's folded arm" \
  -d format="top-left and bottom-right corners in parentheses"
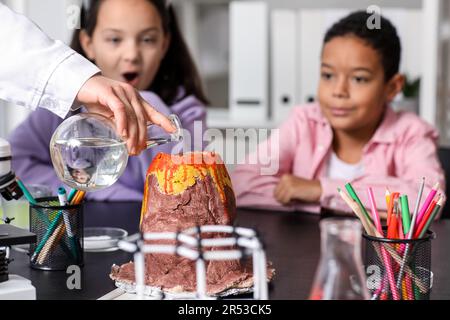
top-left (231, 108), bottom-right (305, 210)
top-left (232, 168), bottom-right (287, 210)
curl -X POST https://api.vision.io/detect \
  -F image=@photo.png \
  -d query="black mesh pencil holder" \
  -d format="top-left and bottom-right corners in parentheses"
top-left (362, 227), bottom-right (435, 300)
top-left (29, 197), bottom-right (84, 271)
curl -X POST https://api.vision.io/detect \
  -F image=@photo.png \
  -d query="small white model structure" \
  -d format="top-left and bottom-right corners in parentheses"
top-left (116, 225), bottom-right (268, 300)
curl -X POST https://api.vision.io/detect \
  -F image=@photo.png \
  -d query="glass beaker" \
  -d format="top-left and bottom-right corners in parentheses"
top-left (309, 218), bottom-right (370, 300)
top-left (49, 113), bottom-right (182, 192)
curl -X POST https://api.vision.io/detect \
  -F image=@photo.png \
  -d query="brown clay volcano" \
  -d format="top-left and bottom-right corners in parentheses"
top-left (110, 152), bottom-right (273, 295)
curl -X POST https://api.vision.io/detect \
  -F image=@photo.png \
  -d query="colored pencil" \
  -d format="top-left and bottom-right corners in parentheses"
top-left (400, 195), bottom-right (411, 235)
top-left (385, 188), bottom-right (391, 227)
top-left (338, 188), bottom-right (375, 235)
top-left (416, 182), bottom-right (439, 227)
top-left (409, 177), bottom-right (425, 237)
top-left (345, 183), bottom-right (373, 225)
top-left (387, 192), bottom-right (399, 232)
top-left (385, 188), bottom-right (391, 207)
top-left (387, 199), bottom-right (399, 239)
top-left (415, 196), bottom-right (441, 239)
top-left (367, 187), bottom-right (382, 233)
top-left (418, 197), bottom-right (443, 238)
top-left (16, 179), bottom-right (37, 205)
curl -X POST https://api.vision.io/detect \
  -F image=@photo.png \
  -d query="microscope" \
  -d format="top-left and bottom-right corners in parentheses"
top-left (0, 138), bottom-right (36, 299)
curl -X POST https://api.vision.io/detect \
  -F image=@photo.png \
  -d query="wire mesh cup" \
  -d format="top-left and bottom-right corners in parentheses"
top-left (29, 197), bottom-right (83, 270)
top-left (362, 228), bottom-right (435, 300)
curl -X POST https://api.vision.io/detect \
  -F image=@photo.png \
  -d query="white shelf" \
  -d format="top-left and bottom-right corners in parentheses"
top-left (206, 108), bottom-right (278, 129)
top-left (173, 0), bottom-right (422, 9)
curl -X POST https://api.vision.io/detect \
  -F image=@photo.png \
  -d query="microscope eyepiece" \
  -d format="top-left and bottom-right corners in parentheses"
top-left (1, 138), bottom-right (23, 201)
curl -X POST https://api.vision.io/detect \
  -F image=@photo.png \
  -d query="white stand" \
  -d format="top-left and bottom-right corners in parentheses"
top-left (0, 197), bottom-right (4, 221)
top-left (0, 274), bottom-right (36, 300)
top-left (114, 225), bottom-right (268, 300)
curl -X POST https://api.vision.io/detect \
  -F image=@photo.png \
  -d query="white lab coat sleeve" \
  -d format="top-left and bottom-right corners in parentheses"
top-left (0, 3), bottom-right (100, 118)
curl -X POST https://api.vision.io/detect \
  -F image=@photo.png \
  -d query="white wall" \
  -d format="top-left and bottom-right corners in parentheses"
top-left (0, 0), bottom-right (79, 138)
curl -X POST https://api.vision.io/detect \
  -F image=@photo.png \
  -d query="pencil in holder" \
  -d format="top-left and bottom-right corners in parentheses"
top-left (29, 197), bottom-right (84, 270)
top-left (362, 227), bottom-right (435, 300)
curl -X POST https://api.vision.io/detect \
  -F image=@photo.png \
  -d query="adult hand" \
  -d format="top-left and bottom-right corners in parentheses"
top-left (274, 174), bottom-right (322, 204)
top-left (75, 75), bottom-right (176, 155)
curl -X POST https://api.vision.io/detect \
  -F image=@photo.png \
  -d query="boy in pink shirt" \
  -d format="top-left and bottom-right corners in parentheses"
top-left (231, 11), bottom-right (445, 217)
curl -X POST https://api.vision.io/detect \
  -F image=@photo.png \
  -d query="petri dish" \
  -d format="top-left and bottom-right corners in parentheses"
top-left (83, 227), bottom-right (128, 252)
